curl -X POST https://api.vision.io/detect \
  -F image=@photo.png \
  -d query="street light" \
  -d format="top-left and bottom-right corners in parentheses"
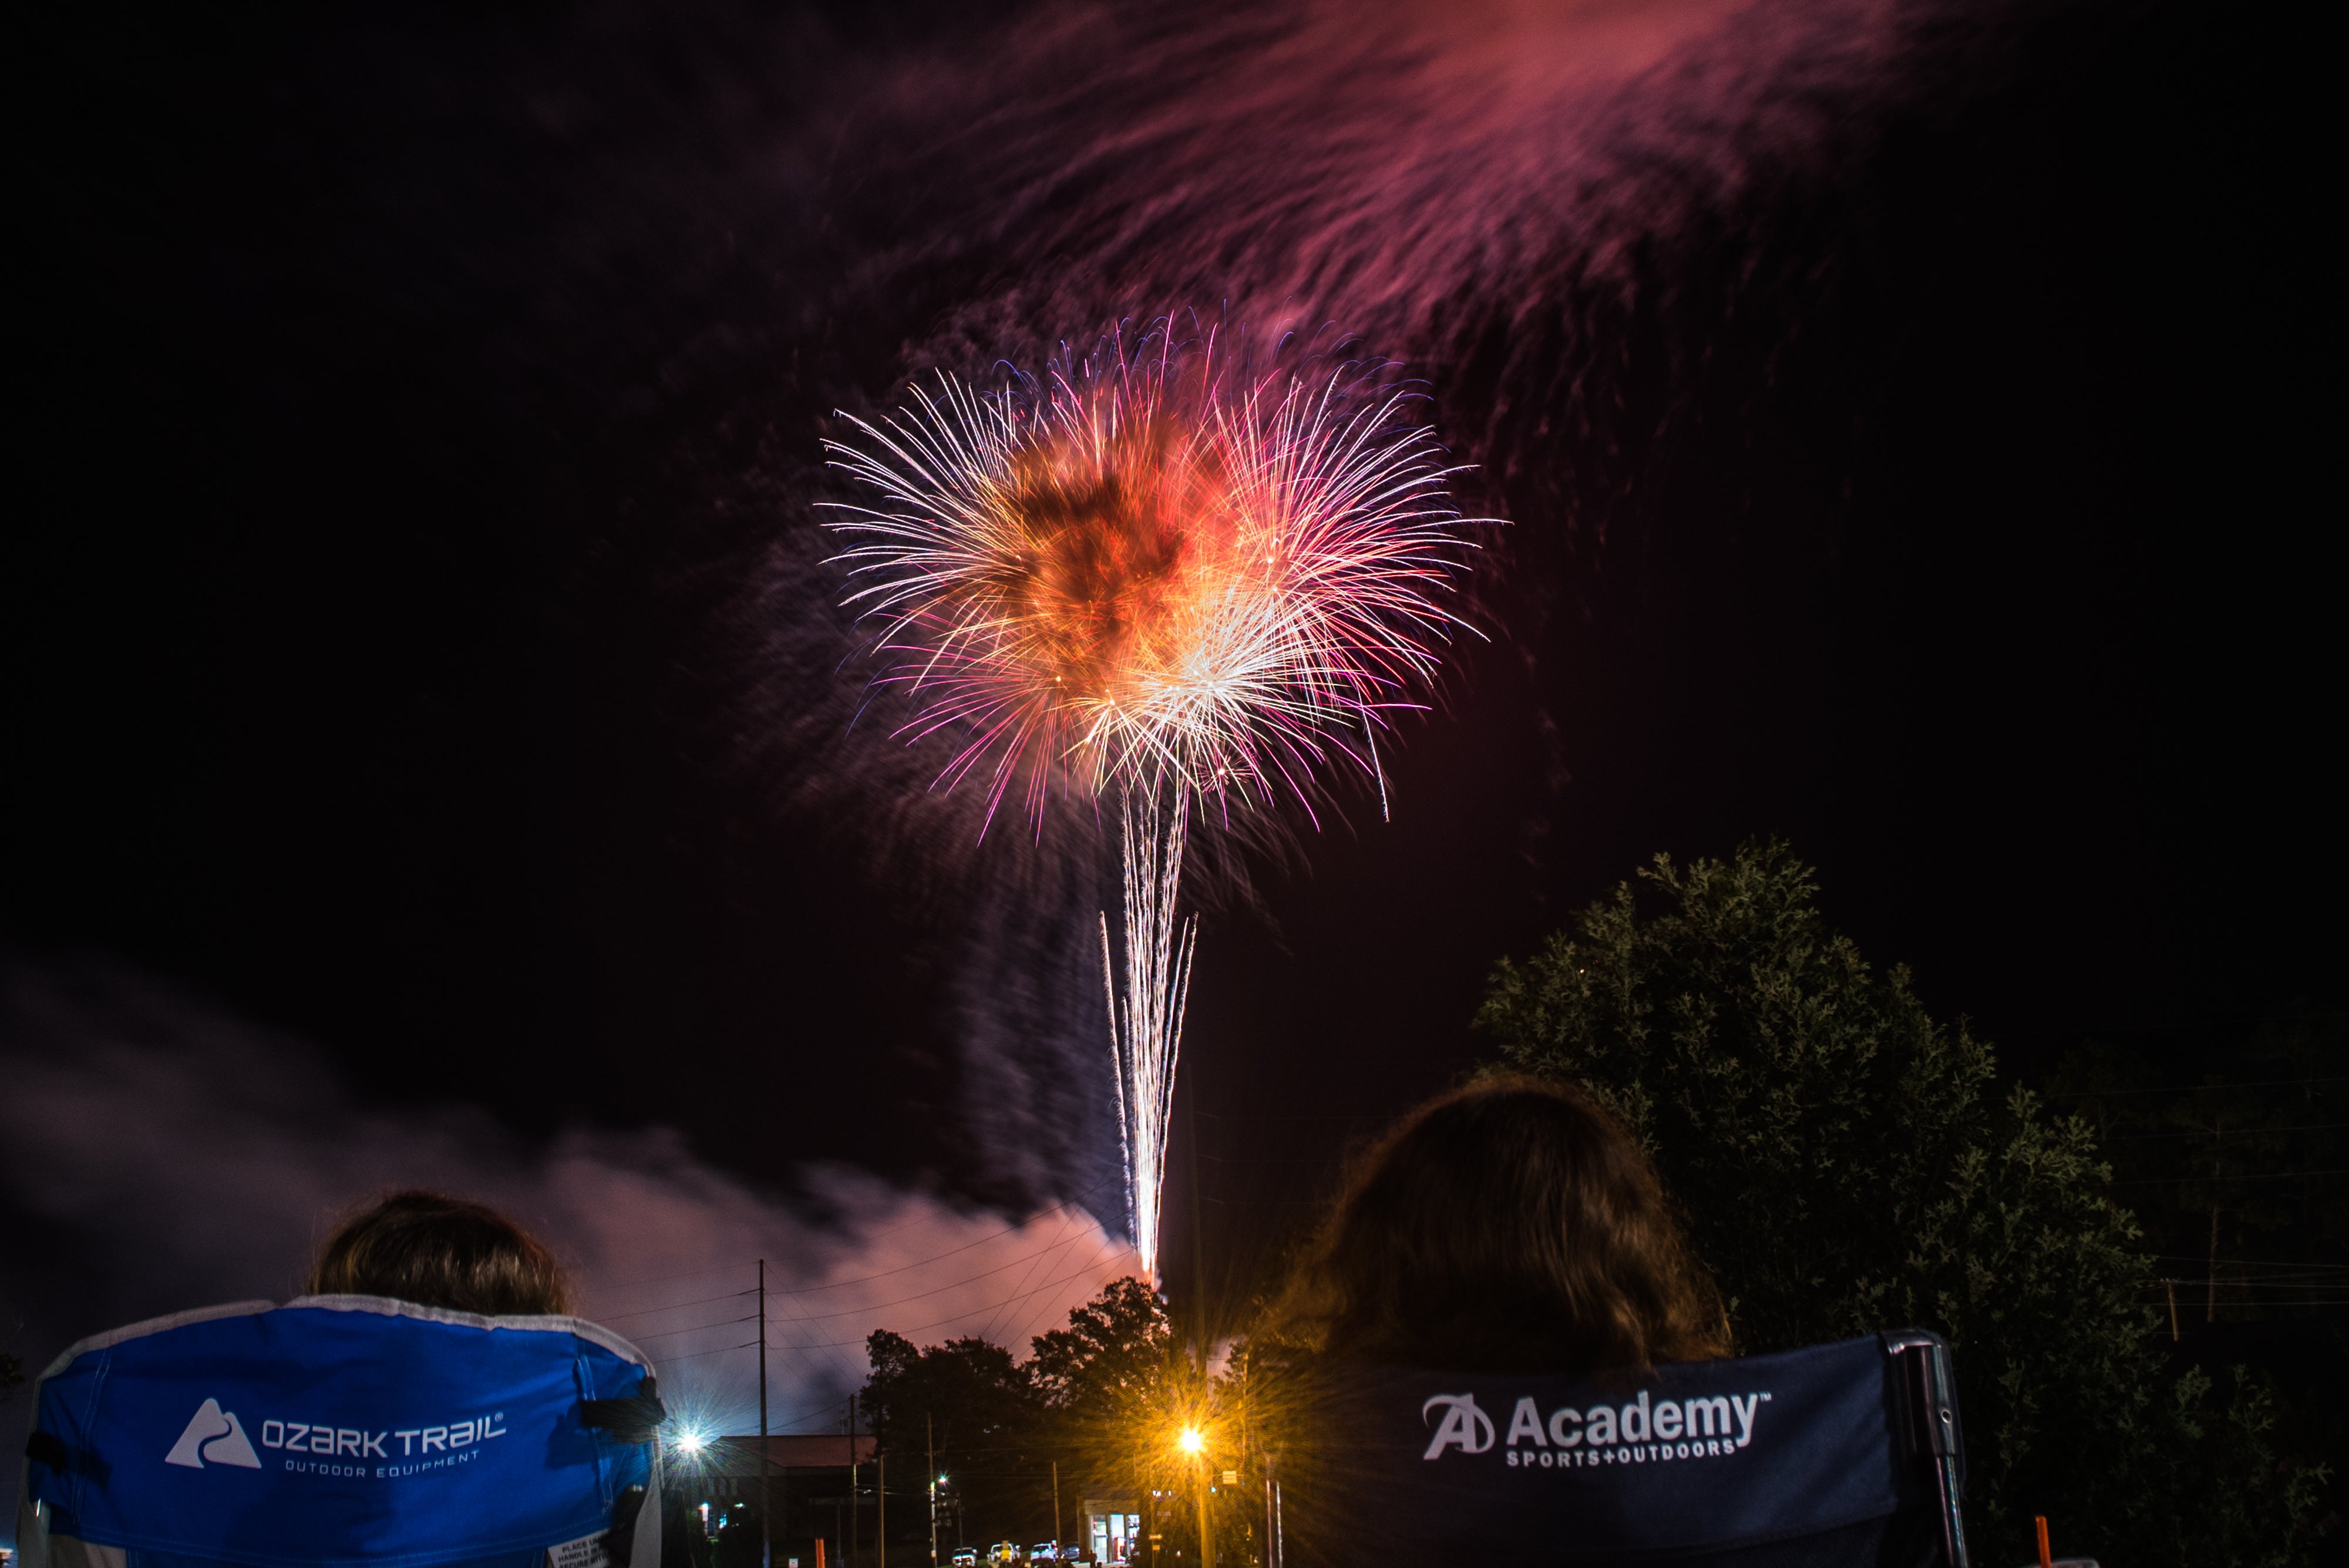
top-left (1173, 1427), bottom-right (1214, 1568)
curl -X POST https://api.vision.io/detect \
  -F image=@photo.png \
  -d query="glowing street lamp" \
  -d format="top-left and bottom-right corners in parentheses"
top-left (1173, 1426), bottom-right (1214, 1568)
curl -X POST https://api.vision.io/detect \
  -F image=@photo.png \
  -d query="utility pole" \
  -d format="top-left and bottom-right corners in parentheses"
top-left (1187, 1072), bottom-right (1211, 1368)
top-left (2209, 1114), bottom-right (2225, 1323)
top-left (850, 1392), bottom-right (861, 1568)
top-left (1051, 1459), bottom-right (1061, 1554)
top-left (1263, 1449), bottom-right (1281, 1568)
top-left (1185, 1077), bottom-right (1214, 1568)
top-left (879, 1454), bottom-right (887, 1568)
top-left (927, 1415), bottom-right (938, 1568)
top-left (760, 1260), bottom-right (772, 1568)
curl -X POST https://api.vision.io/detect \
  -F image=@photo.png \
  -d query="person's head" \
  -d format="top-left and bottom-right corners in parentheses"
top-left (1274, 1075), bottom-right (1728, 1374)
top-left (307, 1191), bottom-right (570, 1317)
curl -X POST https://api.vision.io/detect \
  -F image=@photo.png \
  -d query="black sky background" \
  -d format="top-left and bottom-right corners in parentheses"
top-left (5, 0), bottom-right (2339, 1332)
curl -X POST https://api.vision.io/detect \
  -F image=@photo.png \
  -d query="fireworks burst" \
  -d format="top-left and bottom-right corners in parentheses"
top-left (823, 331), bottom-right (1478, 1276)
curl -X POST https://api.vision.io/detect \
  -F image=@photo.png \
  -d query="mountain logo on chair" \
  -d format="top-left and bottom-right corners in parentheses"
top-left (164, 1398), bottom-right (264, 1470)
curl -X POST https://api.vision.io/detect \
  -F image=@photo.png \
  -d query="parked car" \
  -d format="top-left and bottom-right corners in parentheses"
top-left (1029, 1545), bottom-right (1061, 1562)
top-left (951, 1550), bottom-right (978, 1567)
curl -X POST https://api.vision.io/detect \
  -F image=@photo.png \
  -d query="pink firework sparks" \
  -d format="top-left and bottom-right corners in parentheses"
top-left (820, 337), bottom-right (1481, 833)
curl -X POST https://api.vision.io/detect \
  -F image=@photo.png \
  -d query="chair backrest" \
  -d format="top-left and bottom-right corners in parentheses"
top-left (1287, 1330), bottom-right (1967, 1568)
top-left (20, 1295), bottom-right (664, 1568)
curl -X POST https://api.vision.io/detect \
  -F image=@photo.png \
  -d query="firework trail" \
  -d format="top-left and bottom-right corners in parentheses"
top-left (823, 332), bottom-right (1477, 1275)
top-left (1101, 786), bottom-right (1196, 1281)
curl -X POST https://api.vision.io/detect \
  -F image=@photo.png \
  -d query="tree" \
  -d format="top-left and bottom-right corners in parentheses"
top-left (862, 1331), bottom-right (1038, 1549)
top-left (858, 1279), bottom-right (1190, 1553)
top-left (1029, 1276), bottom-right (1179, 1425)
top-left (1476, 841), bottom-right (2325, 1567)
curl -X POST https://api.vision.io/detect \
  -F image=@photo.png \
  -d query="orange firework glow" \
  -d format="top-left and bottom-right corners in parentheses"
top-left (823, 337), bottom-right (1478, 830)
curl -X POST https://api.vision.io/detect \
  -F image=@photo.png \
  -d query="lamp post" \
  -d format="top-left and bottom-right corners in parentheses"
top-left (1176, 1428), bottom-right (1213, 1568)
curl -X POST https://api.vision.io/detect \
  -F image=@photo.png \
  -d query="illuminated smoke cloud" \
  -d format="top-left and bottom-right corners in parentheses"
top-left (0, 955), bottom-right (1135, 1517)
top-left (871, 0), bottom-right (1923, 358)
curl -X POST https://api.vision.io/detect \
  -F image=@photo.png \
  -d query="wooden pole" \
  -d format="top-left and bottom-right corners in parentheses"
top-left (879, 1453), bottom-right (887, 1568)
top-left (2208, 1118), bottom-right (2224, 1323)
top-left (761, 1260), bottom-right (772, 1568)
top-left (1263, 1450), bottom-right (1281, 1568)
top-left (2207, 1206), bottom-right (2221, 1323)
top-left (928, 1415), bottom-right (938, 1568)
top-left (851, 1394), bottom-right (861, 1568)
top-left (1195, 1469), bottom-right (1212, 1568)
top-left (1186, 1077), bottom-right (1213, 1568)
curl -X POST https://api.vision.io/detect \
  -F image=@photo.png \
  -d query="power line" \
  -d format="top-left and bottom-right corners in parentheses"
top-left (629, 1314), bottom-right (762, 1345)
top-left (651, 1340), bottom-right (763, 1366)
top-left (765, 1224), bottom-right (1128, 1328)
top-left (769, 1244), bottom-right (1129, 1353)
top-left (596, 1288), bottom-right (756, 1323)
top-left (2113, 1167), bottom-right (2349, 1185)
top-left (2054, 1075), bottom-right (2349, 1099)
top-left (2150, 1254), bottom-right (2349, 1271)
top-left (978, 1209), bottom-right (1089, 1347)
top-left (2103, 1120), bottom-right (2349, 1140)
top-left (759, 1178), bottom-right (1120, 1300)
top-left (595, 1260), bottom-right (759, 1294)
top-left (1195, 1112), bottom-right (1392, 1123)
top-left (587, 1175), bottom-right (1119, 1298)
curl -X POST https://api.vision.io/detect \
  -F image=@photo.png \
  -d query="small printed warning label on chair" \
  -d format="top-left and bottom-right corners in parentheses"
top-left (547, 1534), bottom-right (611, 1568)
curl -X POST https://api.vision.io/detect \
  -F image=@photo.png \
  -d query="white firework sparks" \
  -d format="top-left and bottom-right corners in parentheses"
top-left (824, 333), bottom-right (1479, 1277)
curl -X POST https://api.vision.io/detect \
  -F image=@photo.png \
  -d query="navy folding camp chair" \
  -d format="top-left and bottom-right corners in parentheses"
top-left (17, 1295), bottom-right (668, 1568)
top-left (1290, 1330), bottom-right (1967, 1568)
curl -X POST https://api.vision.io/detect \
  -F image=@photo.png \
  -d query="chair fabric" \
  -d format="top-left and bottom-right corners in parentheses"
top-left (1291, 1331), bottom-right (1964, 1567)
top-left (17, 1296), bottom-right (662, 1568)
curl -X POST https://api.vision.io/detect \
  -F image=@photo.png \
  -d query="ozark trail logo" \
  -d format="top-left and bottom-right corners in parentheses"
top-left (166, 1398), bottom-right (263, 1470)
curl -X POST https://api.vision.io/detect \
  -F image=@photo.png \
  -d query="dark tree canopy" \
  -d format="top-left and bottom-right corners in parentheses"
top-left (1476, 842), bottom-right (2324, 1567)
top-left (1028, 1276), bottom-right (1179, 1423)
top-left (861, 1277), bottom-right (1190, 1552)
top-left (861, 1332), bottom-right (1032, 1458)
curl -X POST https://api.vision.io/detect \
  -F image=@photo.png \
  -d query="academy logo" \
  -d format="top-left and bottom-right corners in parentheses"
top-left (166, 1398), bottom-right (263, 1470)
top-left (1423, 1388), bottom-right (1773, 1469)
top-left (1421, 1394), bottom-right (1497, 1459)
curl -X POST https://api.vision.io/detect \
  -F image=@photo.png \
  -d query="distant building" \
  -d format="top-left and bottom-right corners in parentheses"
top-left (1083, 1495), bottom-right (1140, 1565)
top-left (694, 1434), bottom-right (879, 1490)
top-left (668, 1433), bottom-right (881, 1563)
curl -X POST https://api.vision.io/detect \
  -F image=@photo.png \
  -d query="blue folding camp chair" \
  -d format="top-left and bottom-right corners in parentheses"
top-left (16, 1295), bottom-right (668, 1568)
top-left (1287, 1330), bottom-right (1967, 1567)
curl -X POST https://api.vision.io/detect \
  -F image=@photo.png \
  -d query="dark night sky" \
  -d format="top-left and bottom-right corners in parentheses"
top-left (5, 0), bottom-right (2338, 1334)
